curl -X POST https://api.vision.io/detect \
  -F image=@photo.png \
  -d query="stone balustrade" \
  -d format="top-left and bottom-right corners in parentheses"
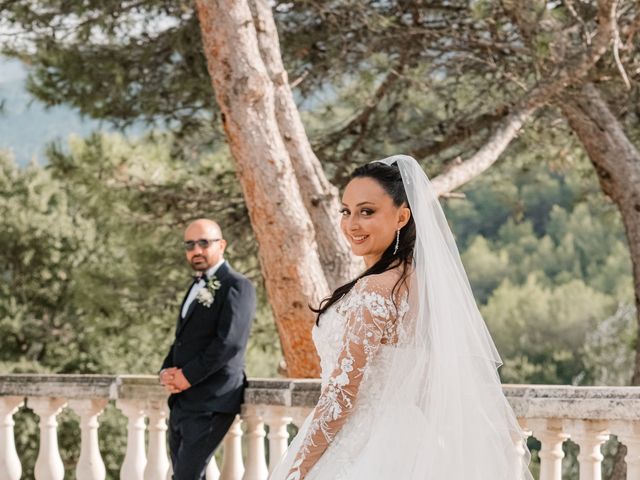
top-left (1, 375), bottom-right (640, 479)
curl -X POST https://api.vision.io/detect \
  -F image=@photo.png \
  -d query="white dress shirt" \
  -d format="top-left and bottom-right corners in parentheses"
top-left (181, 259), bottom-right (225, 319)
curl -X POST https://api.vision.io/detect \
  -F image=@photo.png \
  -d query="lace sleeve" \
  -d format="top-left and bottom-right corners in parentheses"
top-left (285, 277), bottom-right (397, 480)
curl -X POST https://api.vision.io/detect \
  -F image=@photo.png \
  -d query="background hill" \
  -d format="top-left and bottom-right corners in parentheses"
top-left (0, 56), bottom-right (132, 164)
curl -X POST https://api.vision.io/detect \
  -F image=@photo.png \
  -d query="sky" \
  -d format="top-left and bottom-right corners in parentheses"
top-left (0, 7), bottom-right (181, 166)
top-left (0, 56), bottom-right (120, 165)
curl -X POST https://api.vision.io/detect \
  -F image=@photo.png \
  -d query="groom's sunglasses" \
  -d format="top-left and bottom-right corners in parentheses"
top-left (184, 238), bottom-right (221, 251)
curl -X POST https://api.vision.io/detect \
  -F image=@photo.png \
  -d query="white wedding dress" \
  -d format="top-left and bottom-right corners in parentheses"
top-left (269, 272), bottom-right (426, 480)
top-left (270, 155), bottom-right (532, 480)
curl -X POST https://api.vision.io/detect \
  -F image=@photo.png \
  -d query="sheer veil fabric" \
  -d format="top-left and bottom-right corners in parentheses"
top-left (270, 155), bottom-right (532, 479)
top-left (371, 154), bottom-right (532, 479)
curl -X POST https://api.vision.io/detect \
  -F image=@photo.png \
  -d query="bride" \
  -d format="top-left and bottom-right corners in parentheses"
top-left (269, 155), bottom-right (532, 480)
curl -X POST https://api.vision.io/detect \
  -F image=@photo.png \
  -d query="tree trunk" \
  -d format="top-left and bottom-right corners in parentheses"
top-left (195, 0), bottom-right (616, 378)
top-left (195, 0), bottom-right (324, 377)
top-left (559, 83), bottom-right (640, 392)
top-left (248, 0), bottom-right (362, 288)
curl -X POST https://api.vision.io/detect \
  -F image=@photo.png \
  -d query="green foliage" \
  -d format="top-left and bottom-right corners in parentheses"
top-left (460, 236), bottom-right (509, 304)
top-left (0, 126), bottom-right (635, 479)
top-left (483, 275), bottom-right (614, 384)
top-left (2, 2), bottom-right (214, 132)
top-left (445, 145), bottom-right (634, 386)
top-left (0, 134), bottom-right (278, 477)
top-left (8, 0), bottom-right (634, 174)
top-left (1, 2), bottom-right (638, 478)
top-left (0, 153), bottom-right (97, 372)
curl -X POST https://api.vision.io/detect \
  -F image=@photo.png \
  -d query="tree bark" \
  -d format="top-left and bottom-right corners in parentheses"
top-left (248, 0), bottom-right (362, 289)
top-left (195, 0), bottom-right (324, 377)
top-left (559, 83), bottom-right (640, 384)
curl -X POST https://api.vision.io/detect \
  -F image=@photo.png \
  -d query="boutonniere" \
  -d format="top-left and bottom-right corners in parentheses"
top-left (195, 275), bottom-right (222, 307)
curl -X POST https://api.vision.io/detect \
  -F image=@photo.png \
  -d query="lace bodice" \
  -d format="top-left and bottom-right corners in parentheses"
top-left (286, 272), bottom-right (409, 480)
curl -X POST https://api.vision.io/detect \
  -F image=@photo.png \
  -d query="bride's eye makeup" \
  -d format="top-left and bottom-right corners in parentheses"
top-left (339, 207), bottom-right (375, 217)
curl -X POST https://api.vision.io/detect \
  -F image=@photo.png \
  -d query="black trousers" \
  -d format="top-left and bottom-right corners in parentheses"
top-left (168, 406), bottom-right (237, 480)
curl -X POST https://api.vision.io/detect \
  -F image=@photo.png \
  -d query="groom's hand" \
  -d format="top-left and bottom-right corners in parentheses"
top-left (159, 367), bottom-right (191, 393)
top-left (159, 367), bottom-right (177, 386)
top-left (171, 369), bottom-right (192, 391)
top-left (160, 367), bottom-right (182, 394)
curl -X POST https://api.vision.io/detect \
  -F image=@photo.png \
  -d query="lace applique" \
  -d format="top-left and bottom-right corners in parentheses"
top-left (286, 275), bottom-right (403, 480)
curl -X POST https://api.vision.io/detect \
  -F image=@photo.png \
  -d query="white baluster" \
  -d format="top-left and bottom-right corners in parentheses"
top-left (242, 414), bottom-right (268, 480)
top-left (616, 421), bottom-right (640, 480)
top-left (206, 455), bottom-right (220, 480)
top-left (0, 396), bottom-right (24, 480)
top-left (571, 421), bottom-right (609, 480)
top-left (69, 399), bottom-right (108, 480)
top-left (117, 399), bottom-right (147, 480)
top-left (530, 418), bottom-right (569, 480)
top-left (29, 397), bottom-right (67, 480)
top-left (220, 416), bottom-right (244, 480)
top-left (264, 410), bottom-right (291, 472)
top-left (144, 401), bottom-right (170, 480)
top-left (514, 418), bottom-right (532, 480)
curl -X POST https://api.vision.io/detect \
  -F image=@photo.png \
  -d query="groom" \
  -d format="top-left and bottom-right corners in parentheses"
top-left (160, 218), bottom-right (256, 480)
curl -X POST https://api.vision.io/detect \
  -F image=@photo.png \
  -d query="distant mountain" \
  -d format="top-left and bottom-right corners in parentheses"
top-left (0, 56), bottom-right (135, 165)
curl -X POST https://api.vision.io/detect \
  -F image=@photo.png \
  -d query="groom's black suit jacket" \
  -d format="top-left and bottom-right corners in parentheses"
top-left (161, 262), bottom-right (256, 414)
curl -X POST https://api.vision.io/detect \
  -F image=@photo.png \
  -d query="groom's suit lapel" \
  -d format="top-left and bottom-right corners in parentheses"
top-left (176, 262), bottom-right (231, 338)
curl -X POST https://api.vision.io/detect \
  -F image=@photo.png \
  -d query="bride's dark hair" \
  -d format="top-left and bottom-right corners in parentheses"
top-left (313, 161), bottom-right (416, 323)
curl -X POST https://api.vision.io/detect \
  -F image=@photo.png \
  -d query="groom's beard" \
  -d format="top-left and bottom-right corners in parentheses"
top-left (190, 256), bottom-right (208, 270)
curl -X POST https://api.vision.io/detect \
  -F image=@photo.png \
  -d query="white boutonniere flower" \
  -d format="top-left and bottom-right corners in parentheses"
top-left (196, 275), bottom-right (222, 307)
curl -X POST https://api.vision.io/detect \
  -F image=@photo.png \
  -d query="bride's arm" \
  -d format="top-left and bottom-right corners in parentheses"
top-left (285, 278), bottom-right (395, 480)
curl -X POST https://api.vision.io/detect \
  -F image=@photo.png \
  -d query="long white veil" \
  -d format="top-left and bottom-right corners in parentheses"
top-left (369, 155), bottom-right (533, 479)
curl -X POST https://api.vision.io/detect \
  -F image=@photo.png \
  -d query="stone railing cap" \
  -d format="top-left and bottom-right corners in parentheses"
top-left (2, 375), bottom-right (640, 419)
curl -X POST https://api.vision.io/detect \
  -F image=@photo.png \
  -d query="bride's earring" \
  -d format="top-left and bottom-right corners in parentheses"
top-left (393, 228), bottom-right (400, 255)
